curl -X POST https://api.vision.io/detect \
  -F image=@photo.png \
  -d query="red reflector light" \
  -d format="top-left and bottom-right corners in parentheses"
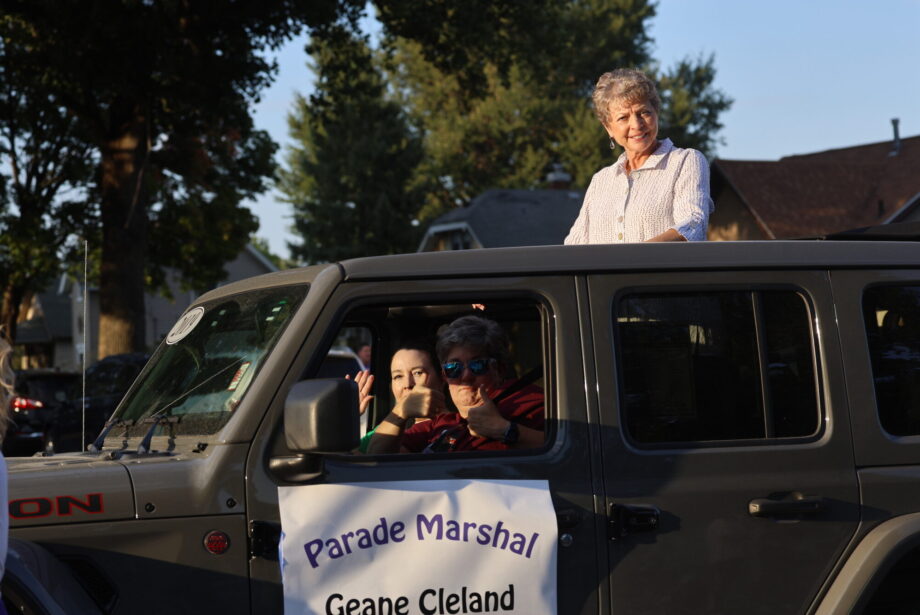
top-left (204, 530), bottom-right (231, 555)
top-left (11, 397), bottom-right (43, 410)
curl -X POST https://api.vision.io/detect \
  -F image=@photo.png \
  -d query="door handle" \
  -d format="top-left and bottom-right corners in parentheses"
top-left (608, 503), bottom-right (660, 540)
top-left (748, 492), bottom-right (825, 517)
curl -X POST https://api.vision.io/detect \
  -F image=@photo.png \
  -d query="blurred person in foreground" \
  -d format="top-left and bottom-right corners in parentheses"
top-left (367, 316), bottom-right (543, 454)
top-left (0, 330), bottom-right (14, 607)
top-left (565, 68), bottom-right (713, 244)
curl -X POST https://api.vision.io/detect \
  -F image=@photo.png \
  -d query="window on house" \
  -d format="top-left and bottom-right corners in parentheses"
top-left (616, 289), bottom-right (819, 445)
top-left (863, 285), bottom-right (920, 436)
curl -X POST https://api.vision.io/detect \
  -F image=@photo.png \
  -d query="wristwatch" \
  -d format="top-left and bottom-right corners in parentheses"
top-left (502, 421), bottom-right (520, 445)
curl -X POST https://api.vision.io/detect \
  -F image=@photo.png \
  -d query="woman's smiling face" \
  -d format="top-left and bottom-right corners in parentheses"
top-left (605, 99), bottom-right (659, 159)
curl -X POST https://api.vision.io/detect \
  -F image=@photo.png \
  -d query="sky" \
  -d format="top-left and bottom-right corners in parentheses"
top-left (248, 0), bottom-right (920, 257)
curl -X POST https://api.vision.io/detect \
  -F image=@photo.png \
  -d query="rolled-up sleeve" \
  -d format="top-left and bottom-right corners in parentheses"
top-left (670, 150), bottom-right (713, 242)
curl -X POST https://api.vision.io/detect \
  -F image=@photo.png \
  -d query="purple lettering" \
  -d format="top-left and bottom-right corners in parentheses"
top-left (525, 532), bottom-right (539, 558)
top-left (304, 539), bottom-right (324, 568)
top-left (417, 513), bottom-right (443, 540)
top-left (491, 521), bottom-right (510, 549)
top-left (372, 517), bottom-right (390, 544)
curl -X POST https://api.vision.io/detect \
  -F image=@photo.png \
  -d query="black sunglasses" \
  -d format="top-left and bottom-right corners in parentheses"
top-left (442, 358), bottom-right (495, 379)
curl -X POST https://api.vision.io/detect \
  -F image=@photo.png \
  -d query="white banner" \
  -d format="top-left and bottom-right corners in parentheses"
top-left (278, 479), bottom-right (558, 615)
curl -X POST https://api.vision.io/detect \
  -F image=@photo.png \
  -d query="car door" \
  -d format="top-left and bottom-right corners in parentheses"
top-left (587, 270), bottom-right (859, 614)
top-left (246, 274), bottom-right (603, 615)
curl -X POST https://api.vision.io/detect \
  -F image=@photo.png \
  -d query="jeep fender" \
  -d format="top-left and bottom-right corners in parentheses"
top-left (816, 512), bottom-right (920, 614)
top-left (2, 538), bottom-right (101, 615)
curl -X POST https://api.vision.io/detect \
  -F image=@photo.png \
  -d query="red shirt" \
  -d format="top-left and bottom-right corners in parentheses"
top-left (401, 380), bottom-right (545, 452)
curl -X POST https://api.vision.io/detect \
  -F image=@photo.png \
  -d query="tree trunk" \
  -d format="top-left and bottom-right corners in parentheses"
top-left (0, 283), bottom-right (26, 343)
top-left (98, 105), bottom-right (148, 359)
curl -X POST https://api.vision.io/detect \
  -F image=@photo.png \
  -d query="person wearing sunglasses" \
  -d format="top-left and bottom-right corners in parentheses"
top-left (367, 315), bottom-right (544, 454)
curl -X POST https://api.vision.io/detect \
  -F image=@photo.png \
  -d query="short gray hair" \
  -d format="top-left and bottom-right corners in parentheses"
top-left (592, 68), bottom-right (660, 127)
top-left (436, 316), bottom-right (512, 371)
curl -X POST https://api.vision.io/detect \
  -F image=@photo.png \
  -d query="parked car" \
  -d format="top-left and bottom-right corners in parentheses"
top-left (3, 369), bottom-right (80, 456)
top-left (7, 225), bottom-right (920, 614)
top-left (43, 353), bottom-right (149, 453)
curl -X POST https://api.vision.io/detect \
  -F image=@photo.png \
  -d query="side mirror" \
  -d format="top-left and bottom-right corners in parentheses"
top-left (283, 379), bottom-right (359, 453)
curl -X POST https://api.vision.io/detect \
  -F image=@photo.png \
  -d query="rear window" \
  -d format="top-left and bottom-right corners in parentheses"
top-left (863, 285), bottom-right (920, 436)
top-left (616, 289), bottom-right (820, 445)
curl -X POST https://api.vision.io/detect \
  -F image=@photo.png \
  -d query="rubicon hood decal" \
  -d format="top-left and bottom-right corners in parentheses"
top-left (6, 456), bottom-right (135, 527)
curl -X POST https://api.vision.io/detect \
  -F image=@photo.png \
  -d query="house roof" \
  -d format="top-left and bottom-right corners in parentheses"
top-left (713, 134), bottom-right (920, 238)
top-left (423, 188), bottom-right (584, 248)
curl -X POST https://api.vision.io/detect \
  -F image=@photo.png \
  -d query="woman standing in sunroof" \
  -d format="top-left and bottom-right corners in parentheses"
top-left (565, 68), bottom-right (713, 244)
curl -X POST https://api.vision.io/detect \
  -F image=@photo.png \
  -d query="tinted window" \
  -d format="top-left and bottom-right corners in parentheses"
top-left (617, 290), bottom-right (818, 445)
top-left (863, 285), bottom-right (920, 436)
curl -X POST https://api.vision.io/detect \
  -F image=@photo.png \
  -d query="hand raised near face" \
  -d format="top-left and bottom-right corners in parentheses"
top-left (345, 370), bottom-right (374, 415)
top-left (466, 385), bottom-right (509, 440)
top-left (395, 385), bottom-right (446, 420)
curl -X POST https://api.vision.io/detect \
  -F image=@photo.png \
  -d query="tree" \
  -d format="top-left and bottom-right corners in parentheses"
top-left (655, 55), bottom-right (733, 157)
top-left (279, 26), bottom-right (424, 263)
top-left (379, 0), bottom-right (661, 220)
top-left (283, 0), bottom-right (731, 253)
top-left (387, 0), bottom-right (733, 223)
top-left (0, 16), bottom-right (96, 340)
top-left (2, 1), bottom-right (362, 357)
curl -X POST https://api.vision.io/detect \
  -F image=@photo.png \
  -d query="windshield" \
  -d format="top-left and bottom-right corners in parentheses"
top-left (111, 284), bottom-right (308, 438)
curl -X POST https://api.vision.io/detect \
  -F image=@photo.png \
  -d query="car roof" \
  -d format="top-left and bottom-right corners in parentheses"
top-left (193, 239), bottom-right (920, 304)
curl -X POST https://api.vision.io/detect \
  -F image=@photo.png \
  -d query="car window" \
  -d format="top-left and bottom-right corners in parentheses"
top-left (616, 289), bottom-right (819, 445)
top-left (111, 284), bottom-right (308, 438)
top-left (317, 300), bottom-right (549, 456)
top-left (862, 285), bottom-right (920, 436)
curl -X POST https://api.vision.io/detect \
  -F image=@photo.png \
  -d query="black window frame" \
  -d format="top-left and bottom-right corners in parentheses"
top-left (308, 290), bottom-right (558, 461)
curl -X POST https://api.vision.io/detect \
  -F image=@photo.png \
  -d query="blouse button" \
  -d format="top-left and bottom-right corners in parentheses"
top-left (617, 233), bottom-right (623, 240)
top-left (617, 216), bottom-right (624, 223)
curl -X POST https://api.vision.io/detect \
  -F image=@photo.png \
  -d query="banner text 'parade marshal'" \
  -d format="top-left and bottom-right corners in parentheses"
top-left (304, 514), bottom-right (541, 569)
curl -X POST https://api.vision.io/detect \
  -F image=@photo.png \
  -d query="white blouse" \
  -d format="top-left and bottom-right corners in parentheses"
top-left (564, 139), bottom-right (713, 244)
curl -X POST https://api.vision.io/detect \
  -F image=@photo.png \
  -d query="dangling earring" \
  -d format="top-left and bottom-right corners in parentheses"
top-left (609, 138), bottom-right (616, 150)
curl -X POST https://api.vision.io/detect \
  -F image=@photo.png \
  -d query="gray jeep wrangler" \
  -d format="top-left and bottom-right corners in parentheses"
top-left (5, 227), bottom-right (920, 614)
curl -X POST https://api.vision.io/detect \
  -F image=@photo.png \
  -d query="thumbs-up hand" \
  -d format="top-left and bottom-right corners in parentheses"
top-left (466, 385), bottom-right (508, 439)
top-left (396, 385), bottom-right (445, 420)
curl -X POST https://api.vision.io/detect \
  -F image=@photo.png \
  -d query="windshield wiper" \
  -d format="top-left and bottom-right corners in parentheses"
top-left (87, 418), bottom-right (131, 453)
top-left (137, 415), bottom-right (180, 455)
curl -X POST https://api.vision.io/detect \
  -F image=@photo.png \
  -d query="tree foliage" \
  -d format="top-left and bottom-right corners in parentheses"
top-left (382, 0), bottom-right (731, 221)
top-left (655, 55), bottom-right (733, 157)
top-left (279, 26), bottom-right (424, 263)
top-left (1, 1), bottom-right (362, 355)
top-left (284, 0), bottom-right (733, 251)
top-left (0, 15), bottom-right (96, 339)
